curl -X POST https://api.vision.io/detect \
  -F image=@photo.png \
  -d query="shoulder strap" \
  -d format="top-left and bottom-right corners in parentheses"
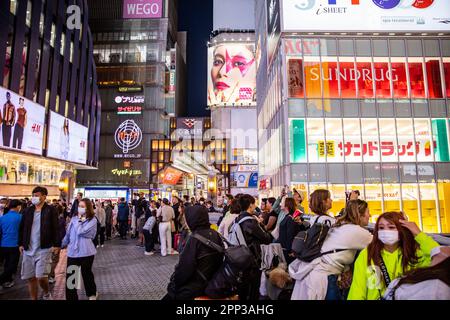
top-left (379, 256), bottom-right (391, 287)
top-left (237, 216), bottom-right (254, 225)
top-left (191, 233), bottom-right (225, 254)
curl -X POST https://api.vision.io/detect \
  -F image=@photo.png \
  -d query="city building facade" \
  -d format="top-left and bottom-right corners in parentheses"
top-left (0, 0), bottom-right (100, 200)
top-left (256, 0), bottom-right (450, 233)
top-left (76, 0), bottom-right (185, 201)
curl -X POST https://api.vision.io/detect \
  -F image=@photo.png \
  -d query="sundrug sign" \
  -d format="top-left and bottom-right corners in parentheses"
top-left (283, 0), bottom-right (450, 32)
top-left (123, 0), bottom-right (163, 19)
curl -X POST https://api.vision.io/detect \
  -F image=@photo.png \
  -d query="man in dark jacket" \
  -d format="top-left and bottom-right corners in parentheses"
top-left (69, 192), bottom-right (83, 218)
top-left (19, 186), bottom-right (58, 300)
top-left (235, 194), bottom-right (273, 300)
top-left (164, 205), bottom-right (224, 300)
top-left (105, 201), bottom-right (113, 240)
top-left (117, 198), bottom-right (129, 239)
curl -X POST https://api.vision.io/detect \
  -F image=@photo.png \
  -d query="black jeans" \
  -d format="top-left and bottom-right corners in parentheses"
top-left (0, 247), bottom-right (20, 284)
top-left (65, 255), bottom-right (97, 300)
top-left (238, 268), bottom-right (262, 300)
top-left (94, 226), bottom-right (106, 246)
top-left (119, 220), bottom-right (128, 238)
top-left (106, 223), bottom-right (112, 239)
top-left (12, 124), bottom-right (24, 149)
top-left (143, 230), bottom-right (155, 253)
top-left (2, 125), bottom-right (12, 147)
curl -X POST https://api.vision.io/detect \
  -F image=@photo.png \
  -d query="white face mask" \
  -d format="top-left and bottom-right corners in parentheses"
top-left (78, 207), bottom-right (86, 215)
top-left (31, 197), bottom-right (41, 206)
top-left (378, 230), bottom-right (399, 245)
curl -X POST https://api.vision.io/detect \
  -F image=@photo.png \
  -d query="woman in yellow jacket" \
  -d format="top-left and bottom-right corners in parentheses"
top-left (348, 211), bottom-right (439, 300)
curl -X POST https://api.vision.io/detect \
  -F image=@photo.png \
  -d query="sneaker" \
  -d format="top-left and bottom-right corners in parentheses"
top-left (171, 250), bottom-right (179, 255)
top-left (144, 251), bottom-right (154, 256)
top-left (48, 277), bottom-right (56, 284)
top-left (96, 245), bottom-right (99, 248)
top-left (2, 281), bottom-right (15, 288)
top-left (89, 292), bottom-right (99, 300)
top-left (101, 245), bottom-right (104, 248)
top-left (42, 292), bottom-right (53, 300)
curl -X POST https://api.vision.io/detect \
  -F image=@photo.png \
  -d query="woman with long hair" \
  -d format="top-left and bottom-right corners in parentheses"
top-left (61, 198), bottom-right (99, 300)
top-left (348, 211), bottom-right (440, 300)
top-left (289, 200), bottom-right (373, 300)
top-left (277, 198), bottom-right (304, 264)
top-left (383, 246), bottom-right (450, 300)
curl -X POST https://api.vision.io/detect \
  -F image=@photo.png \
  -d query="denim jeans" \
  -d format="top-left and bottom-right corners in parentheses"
top-left (325, 275), bottom-right (343, 301)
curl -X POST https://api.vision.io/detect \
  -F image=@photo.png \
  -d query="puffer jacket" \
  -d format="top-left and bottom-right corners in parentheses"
top-left (235, 212), bottom-right (273, 266)
top-left (167, 205), bottom-right (224, 300)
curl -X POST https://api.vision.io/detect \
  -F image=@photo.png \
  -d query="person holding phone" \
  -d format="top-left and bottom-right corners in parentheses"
top-left (61, 198), bottom-right (98, 300)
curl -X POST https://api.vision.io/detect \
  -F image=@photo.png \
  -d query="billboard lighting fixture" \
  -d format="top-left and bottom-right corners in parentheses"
top-left (405, 33), bottom-right (412, 35)
top-left (421, 33), bottom-right (428, 36)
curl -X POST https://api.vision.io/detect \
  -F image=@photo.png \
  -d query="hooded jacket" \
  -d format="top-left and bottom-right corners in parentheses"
top-left (167, 205), bottom-right (224, 300)
top-left (117, 203), bottom-right (129, 222)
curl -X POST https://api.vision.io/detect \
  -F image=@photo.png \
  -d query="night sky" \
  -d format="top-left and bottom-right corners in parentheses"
top-left (178, 0), bottom-right (213, 117)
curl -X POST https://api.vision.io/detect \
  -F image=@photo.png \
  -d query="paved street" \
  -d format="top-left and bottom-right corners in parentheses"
top-left (0, 239), bottom-right (178, 300)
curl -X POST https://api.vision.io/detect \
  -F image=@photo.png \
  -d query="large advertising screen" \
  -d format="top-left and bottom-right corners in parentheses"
top-left (0, 86), bottom-right (45, 155)
top-left (283, 0), bottom-right (450, 32)
top-left (47, 112), bottom-right (88, 164)
top-left (207, 43), bottom-right (257, 107)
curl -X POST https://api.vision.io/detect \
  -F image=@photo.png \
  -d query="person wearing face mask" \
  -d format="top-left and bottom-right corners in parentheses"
top-left (0, 199), bottom-right (23, 288)
top-left (61, 198), bottom-right (98, 300)
top-left (383, 246), bottom-right (450, 300)
top-left (348, 211), bottom-right (440, 300)
top-left (19, 187), bottom-right (58, 300)
top-left (289, 200), bottom-right (373, 300)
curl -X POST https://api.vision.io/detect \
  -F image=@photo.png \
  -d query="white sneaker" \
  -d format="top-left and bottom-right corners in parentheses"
top-left (2, 281), bottom-right (15, 288)
top-left (96, 245), bottom-right (99, 248)
top-left (42, 292), bottom-right (53, 300)
top-left (101, 245), bottom-right (104, 248)
top-left (88, 292), bottom-right (99, 300)
top-left (144, 251), bottom-right (154, 256)
top-left (171, 250), bottom-right (179, 255)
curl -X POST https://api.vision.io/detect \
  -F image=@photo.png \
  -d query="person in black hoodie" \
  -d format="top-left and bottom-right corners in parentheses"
top-left (164, 205), bottom-right (224, 300)
top-left (235, 194), bottom-right (273, 300)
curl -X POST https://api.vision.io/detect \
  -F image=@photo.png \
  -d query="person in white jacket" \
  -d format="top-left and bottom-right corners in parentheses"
top-left (383, 246), bottom-right (450, 300)
top-left (218, 199), bottom-right (241, 239)
top-left (289, 199), bottom-right (373, 300)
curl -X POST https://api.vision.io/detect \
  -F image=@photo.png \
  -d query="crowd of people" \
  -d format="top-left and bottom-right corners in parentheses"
top-left (0, 186), bottom-right (449, 301)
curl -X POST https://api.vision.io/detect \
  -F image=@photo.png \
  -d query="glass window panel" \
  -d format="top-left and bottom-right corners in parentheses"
top-left (291, 164), bottom-right (308, 182)
top-left (382, 163), bottom-right (400, 183)
top-left (417, 163), bottom-right (435, 183)
top-left (400, 163), bottom-right (418, 183)
top-left (347, 163), bottom-right (363, 183)
top-left (320, 39), bottom-right (337, 56)
top-left (391, 58), bottom-right (409, 98)
top-left (328, 164), bottom-right (345, 184)
top-left (339, 39), bottom-right (354, 56)
top-left (361, 119), bottom-right (380, 162)
top-left (361, 100), bottom-right (376, 117)
top-left (443, 59), bottom-right (450, 98)
top-left (414, 119), bottom-right (433, 162)
top-left (339, 58), bottom-right (357, 98)
top-left (402, 184), bottom-right (420, 225)
top-left (408, 58), bottom-right (426, 98)
top-left (436, 163), bottom-right (450, 181)
top-left (432, 119), bottom-right (450, 162)
top-left (384, 183), bottom-right (401, 212)
top-left (390, 39), bottom-right (406, 57)
top-left (288, 99), bottom-right (306, 117)
top-left (343, 99), bottom-right (359, 117)
top-left (397, 118), bottom-right (415, 162)
top-left (307, 118), bottom-right (325, 163)
top-left (304, 56), bottom-right (322, 98)
top-left (310, 164), bottom-right (327, 183)
top-left (442, 39), bottom-right (450, 56)
top-left (412, 100), bottom-right (429, 117)
top-left (407, 39), bottom-right (423, 57)
top-left (364, 164), bottom-right (381, 185)
top-left (329, 184), bottom-right (346, 216)
top-left (395, 100), bottom-right (411, 117)
top-left (424, 40), bottom-right (440, 57)
top-left (325, 119), bottom-right (344, 163)
top-left (356, 58), bottom-right (374, 98)
top-left (356, 40), bottom-right (371, 57)
top-left (430, 100), bottom-right (447, 118)
top-left (290, 119), bottom-right (307, 163)
top-left (302, 39), bottom-right (321, 56)
top-left (373, 40), bottom-right (388, 57)
top-left (419, 183), bottom-right (438, 233)
top-left (425, 58), bottom-right (444, 99)
top-left (324, 99), bottom-right (341, 117)
top-left (377, 100), bottom-right (394, 118)
top-left (342, 119), bottom-right (361, 162)
top-left (288, 58), bottom-right (304, 98)
top-left (306, 99), bottom-right (324, 117)
top-left (26, 1), bottom-right (32, 27)
top-left (373, 58), bottom-right (391, 98)
top-left (321, 58), bottom-right (339, 98)
top-left (379, 119), bottom-right (398, 162)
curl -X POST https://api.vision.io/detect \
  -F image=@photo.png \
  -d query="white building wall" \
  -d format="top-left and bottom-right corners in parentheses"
top-left (213, 0), bottom-right (255, 30)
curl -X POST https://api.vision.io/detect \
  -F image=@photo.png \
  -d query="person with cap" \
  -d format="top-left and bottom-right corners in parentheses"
top-left (163, 205), bottom-right (224, 300)
top-left (383, 246), bottom-right (450, 300)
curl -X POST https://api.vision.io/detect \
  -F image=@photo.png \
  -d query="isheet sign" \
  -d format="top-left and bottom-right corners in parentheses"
top-left (123, 0), bottom-right (163, 19)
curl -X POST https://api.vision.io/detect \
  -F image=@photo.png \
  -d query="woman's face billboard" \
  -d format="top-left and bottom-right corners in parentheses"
top-left (207, 43), bottom-right (256, 106)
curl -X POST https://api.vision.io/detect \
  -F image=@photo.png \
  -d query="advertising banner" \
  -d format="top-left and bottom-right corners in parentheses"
top-left (113, 119), bottom-right (143, 159)
top-left (175, 118), bottom-right (204, 140)
top-left (123, 0), bottom-right (163, 19)
top-left (283, 0), bottom-right (450, 32)
top-left (207, 43), bottom-right (257, 107)
top-left (267, 0), bottom-right (282, 67)
top-left (47, 112), bottom-right (88, 164)
top-left (232, 172), bottom-right (258, 188)
top-left (162, 166), bottom-right (183, 185)
top-left (0, 87), bottom-right (45, 155)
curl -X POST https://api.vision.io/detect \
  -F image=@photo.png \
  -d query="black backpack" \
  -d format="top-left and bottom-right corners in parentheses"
top-left (191, 232), bottom-right (257, 299)
top-left (291, 216), bottom-right (345, 263)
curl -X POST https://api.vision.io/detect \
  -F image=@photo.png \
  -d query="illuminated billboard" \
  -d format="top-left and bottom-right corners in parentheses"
top-left (123, 0), bottom-right (163, 19)
top-left (207, 43), bottom-right (257, 107)
top-left (282, 0), bottom-right (450, 32)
